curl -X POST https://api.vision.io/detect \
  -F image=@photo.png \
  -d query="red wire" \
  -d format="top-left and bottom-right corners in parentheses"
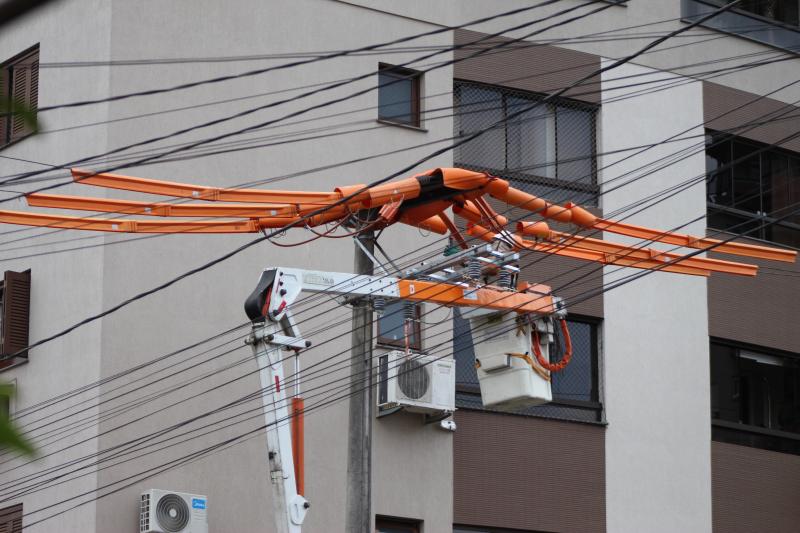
top-left (531, 318), bottom-right (573, 372)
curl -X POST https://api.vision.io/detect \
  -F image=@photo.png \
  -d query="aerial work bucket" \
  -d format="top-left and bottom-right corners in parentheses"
top-left (469, 312), bottom-right (552, 410)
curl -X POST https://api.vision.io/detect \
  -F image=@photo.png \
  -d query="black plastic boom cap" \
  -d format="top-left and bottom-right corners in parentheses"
top-left (244, 269), bottom-right (277, 322)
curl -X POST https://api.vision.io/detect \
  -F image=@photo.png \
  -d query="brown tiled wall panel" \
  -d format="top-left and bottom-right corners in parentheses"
top-left (453, 410), bottom-right (605, 533)
top-left (454, 29), bottom-right (601, 104)
top-left (704, 82), bottom-right (800, 153)
top-left (712, 441), bottom-right (800, 533)
top-left (707, 237), bottom-right (800, 352)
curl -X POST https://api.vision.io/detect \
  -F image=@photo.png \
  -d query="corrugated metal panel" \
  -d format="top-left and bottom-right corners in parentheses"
top-left (454, 29), bottom-right (601, 104)
top-left (707, 237), bottom-right (800, 353)
top-left (453, 409), bottom-right (605, 533)
top-left (712, 441), bottom-right (800, 533)
top-left (703, 82), bottom-right (800, 153)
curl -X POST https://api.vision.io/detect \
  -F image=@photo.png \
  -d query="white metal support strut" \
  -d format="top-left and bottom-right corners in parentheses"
top-left (248, 313), bottom-right (308, 533)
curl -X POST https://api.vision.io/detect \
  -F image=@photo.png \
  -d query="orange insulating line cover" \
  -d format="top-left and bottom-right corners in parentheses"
top-left (452, 201), bottom-right (509, 227)
top-left (71, 168), bottom-right (339, 204)
top-left (437, 212), bottom-right (468, 249)
top-left (26, 193), bottom-right (297, 217)
top-left (531, 319), bottom-right (573, 372)
top-left (397, 200), bottom-right (453, 226)
top-left (489, 185), bottom-right (548, 213)
top-left (516, 221), bottom-right (554, 239)
top-left (437, 167), bottom-right (492, 190)
top-left (528, 226), bottom-right (758, 276)
top-left (0, 209), bottom-right (269, 233)
top-left (466, 223), bottom-right (711, 276)
top-left (472, 196), bottom-right (509, 227)
top-left (291, 397), bottom-right (305, 496)
top-left (593, 218), bottom-right (797, 263)
top-left (398, 213), bottom-right (448, 234)
top-left (365, 177), bottom-right (421, 208)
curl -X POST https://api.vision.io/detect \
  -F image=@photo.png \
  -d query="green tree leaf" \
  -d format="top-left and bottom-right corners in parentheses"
top-left (0, 382), bottom-right (35, 456)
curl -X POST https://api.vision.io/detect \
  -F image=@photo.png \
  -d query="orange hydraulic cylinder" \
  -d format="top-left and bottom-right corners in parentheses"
top-left (593, 218), bottom-right (797, 263)
top-left (291, 397), bottom-right (305, 496)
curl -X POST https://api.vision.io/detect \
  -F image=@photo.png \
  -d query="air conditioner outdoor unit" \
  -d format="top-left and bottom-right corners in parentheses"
top-left (378, 350), bottom-right (455, 414)
top-left (140, 489), bottom-right (208, 533)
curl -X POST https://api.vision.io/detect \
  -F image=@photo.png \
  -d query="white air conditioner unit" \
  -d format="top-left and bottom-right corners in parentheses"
top-left (140, 489), bottom-right (208, 533)
top-left (378, 350), bottom-right (455, 414)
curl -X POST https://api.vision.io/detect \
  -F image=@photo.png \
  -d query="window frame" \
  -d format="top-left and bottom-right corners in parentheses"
top-left (377, 63), bottom-right (422, 128)
top-left (705, 130), bottom-right (800, 248)
top-left (453, 79), bottom-right (599, 204)
top-left (1, 44), bottom-right (39, 149)
top-left (376, 515), bottom-right (422, 533)
top-left (453, 312), bottom-right (604, 423)
top-left (710, 338), bottom-right (800, 455)
top-left (376, 301), bottom-right (422, 351)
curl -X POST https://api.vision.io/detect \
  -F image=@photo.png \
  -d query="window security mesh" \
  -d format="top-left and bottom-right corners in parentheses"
top-left (454, 81), bottom-right (599, 206)
top-left (453, 309), bottom-right (602, 423)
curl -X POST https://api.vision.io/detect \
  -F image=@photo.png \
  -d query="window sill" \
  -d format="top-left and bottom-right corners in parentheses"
top-left (0, 132), bottom-right (35, 153)
top-left (376, 119), bottom-right (428, 132)
top-left (0, 356), bottom-right (28, 373)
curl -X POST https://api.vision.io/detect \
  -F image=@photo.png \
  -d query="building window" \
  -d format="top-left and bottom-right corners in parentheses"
top-left (377, 516), bottom-right (421, 533)
top-left (453, 311), bottom-right (602, 423)
top-left (1, 45), bottom-right (39, 148)
top-left (378, 64), bottom-right (422, 127)
top-left (377, 301), bottom-right (421, 351)
top-left (682, 0), bottom-right (800, 52)
top-left (454, 80), bottom-right (598, 205)
top-left (0, 503), bottom-right (22, 533)
top-left (711, 340), bottom-right (800, 455)
top-left (0, 270), bottom-right (31, 364)
top-left (738, 0), bottom-right (798, 27)
top-left (706, 132), bottom-right (800, 247)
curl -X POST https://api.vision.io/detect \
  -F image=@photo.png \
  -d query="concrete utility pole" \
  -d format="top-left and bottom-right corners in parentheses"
top-left (345, 232), bottom-right (374, 533)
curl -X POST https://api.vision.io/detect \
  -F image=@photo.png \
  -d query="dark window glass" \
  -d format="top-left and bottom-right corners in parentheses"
top-left (454, 81), bottom-right (598, 205)
top-left (376, 516), bottom-right (421, 533)
top-left (556, 106), bottom-right (595, 183)
top-left (455, 84), bottom-right (505, 170)
top-left (706, 131), bottom-right (800, 247)
top-left (739, 0), bottom-right (799, 27)
top-left (377, 301), bottom-right (421, 350)
top-left (453, 309), bottom-right (602, 422)
top-left (711, 340), bottom-right (800, 455)
top-left (378, 65), bottom-right (421, 127)
top-left (706, 134), bottom-right (733, 206)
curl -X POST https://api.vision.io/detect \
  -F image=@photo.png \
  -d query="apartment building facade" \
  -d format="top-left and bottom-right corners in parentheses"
top-left (0, 1), bottom-right (798, 532)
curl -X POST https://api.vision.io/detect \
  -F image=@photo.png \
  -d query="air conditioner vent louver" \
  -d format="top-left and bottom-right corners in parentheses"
top-left (397, 359), bottom-right (429, 399)
top-left (156, 493), bottom-right (191, 532)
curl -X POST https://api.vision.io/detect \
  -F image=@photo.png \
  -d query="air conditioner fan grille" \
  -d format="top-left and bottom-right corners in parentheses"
top-left (398, 358), bottom-right (430, 400)
top-left (156, 493), bottom-right (190, 532)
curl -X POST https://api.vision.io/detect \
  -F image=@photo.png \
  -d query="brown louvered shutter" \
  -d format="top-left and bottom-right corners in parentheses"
top-left (1, 270), bottom-right (30, 357)
top-left (8, 49), bottom-right (38, 142)
top-left (0, 504), bottom-right (22, 533)
top-left (0, 66), bottom-right (9, 145)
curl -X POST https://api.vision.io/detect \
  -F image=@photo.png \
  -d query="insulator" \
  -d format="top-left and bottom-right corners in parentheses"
top-left (403, 301), bottom-right (415, 320)
top-left (467, 257), bottom-right (482, 280)
top-left (373, 296), bottom-right (386, 315)
top-left (498, 268), bottom-right (513, 289)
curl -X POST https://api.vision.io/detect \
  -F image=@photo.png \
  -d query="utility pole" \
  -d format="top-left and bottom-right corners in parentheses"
top-left (345, 232), bottom-right (374, 533)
